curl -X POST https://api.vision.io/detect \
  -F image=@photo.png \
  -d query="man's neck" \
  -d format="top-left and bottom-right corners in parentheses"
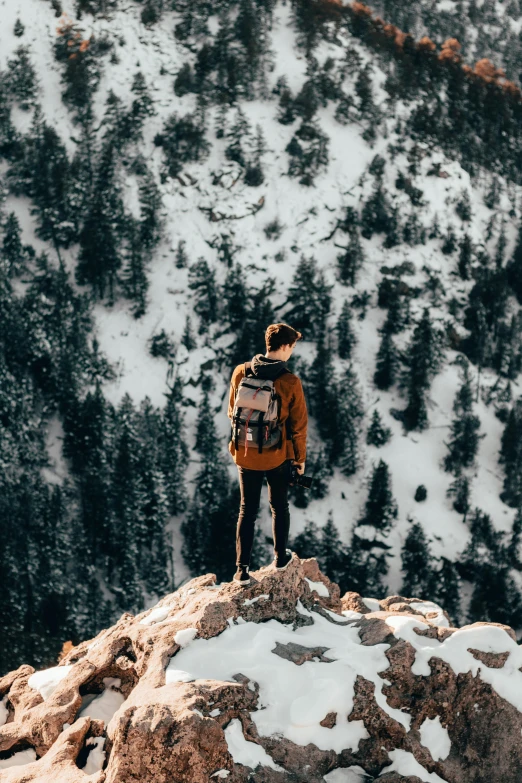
top-left (265, 351), bottom-right (285, 361)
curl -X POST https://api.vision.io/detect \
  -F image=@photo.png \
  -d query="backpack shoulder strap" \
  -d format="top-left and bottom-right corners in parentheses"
top-left (244, 362), bottom-right (253, 378)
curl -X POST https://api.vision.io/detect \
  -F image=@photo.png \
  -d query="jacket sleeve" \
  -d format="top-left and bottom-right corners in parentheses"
top-left (288, 377), bottom-right (308, 463)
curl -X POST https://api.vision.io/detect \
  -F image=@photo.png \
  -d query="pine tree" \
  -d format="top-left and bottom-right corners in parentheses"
top-left (14, 18), bottom-right (25, 37)
top-left (432, 557), bottom-right (461, 626)
top-left (245, 124), bottom-right (267, 187)
top-left (507, 507), bottom-right (522, 569)
top-left (360, 459), bottom-right (398, 532)
top-left (7, 46), bottom-right (38, 109)
top-left (161, 377), bottom-right (189, 515)
top-left (401, 308), bottom-right (444, 431)
top-left (458, 233), bottom-right (473, 280)
top-left (2, 212), bottom-right (25, 277)
top-left (499, 399), bottom-right (522, 507)
top-left (225, 107), bottom-right (251, 167)
top-left (447, 471), bottom-right (471, 517)
top-left (76, 143), bottom-right (123, 302)
top-left (188, 258), bottom-right (219, 333)
top-left (400, 519), bottom-right (434, 598)
top-left (366, 409), bottom-right (392, 447)
top-left (309, 447), bottom-right (333, 500)
top-left (112, 395), bottom-right (144, 613)
top-left (334, 364), bottom-right (364, 476)
top-left (336, 230), bottom-right (365, 286)
top-left (182, 315), bottom-right (197, 351)
top-left (138, 166), bottom-right (163, 250)
top-left (131, 71), bottom-right (155, 123)
top-left (292, 519), bottom-right (321, 560)
top-left (468, 564), bottom-right (522, 628)
top-left (441, 223), bottom-right (457, 254)
top-left (286, 121), bottom-right (329, 186)
top-left (318, 512), bottom-right (345, 586)
top-left (122, 220), bottom-right (148, 318)
top-left (285, 255), bottom-right (332, 339)
top-left (175, 239), bottom-right (188, 269)
top-left (374, 330), bottom-right (399, 390)
top-left (308, 331), bottom-right (337, 439)
top-left (355, 64), bottom-right (374, 115)
top-left (222, 264), bottom-right (249, 332)
top-left (336, 299), bottom-right (356, 360)
top-left (443, 359), bottom-right (482, 473)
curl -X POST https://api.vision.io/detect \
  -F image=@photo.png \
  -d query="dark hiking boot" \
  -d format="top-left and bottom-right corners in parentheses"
top-left (233, 565), bottom-right (251, 585)
top-left (274, 549), bottom-right (293, 570)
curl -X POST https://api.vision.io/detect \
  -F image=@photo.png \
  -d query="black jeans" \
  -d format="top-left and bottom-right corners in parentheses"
top-left (236, 459), bottom-right (292, 567)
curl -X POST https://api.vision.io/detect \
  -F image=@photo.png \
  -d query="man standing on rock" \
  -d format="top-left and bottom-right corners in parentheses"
top-left (227, 323), bottom-right (308, 585)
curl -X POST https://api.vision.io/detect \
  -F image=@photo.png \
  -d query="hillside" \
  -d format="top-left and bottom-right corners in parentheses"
top-left (2, 557), bottom-right (522, 782)
top-left (2, 0), bottom-right (522, 675)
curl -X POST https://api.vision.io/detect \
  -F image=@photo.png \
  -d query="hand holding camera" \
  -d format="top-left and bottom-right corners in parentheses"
top-left (290, 460), bottom-right (313, 489)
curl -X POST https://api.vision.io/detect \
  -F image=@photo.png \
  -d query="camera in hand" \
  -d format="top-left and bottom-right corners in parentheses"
top-left (290, 465), bottom-right (313, 489)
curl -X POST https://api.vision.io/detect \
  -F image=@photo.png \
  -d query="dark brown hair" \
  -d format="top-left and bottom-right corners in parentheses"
top-left (265, 323), bottom-right (302, 352)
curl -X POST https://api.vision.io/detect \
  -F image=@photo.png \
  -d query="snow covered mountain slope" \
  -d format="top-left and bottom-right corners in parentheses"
top-left (2, 0), bottom-right (522, 674)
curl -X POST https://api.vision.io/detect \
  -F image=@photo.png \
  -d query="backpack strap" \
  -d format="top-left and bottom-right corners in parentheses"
top-left (244, 362), bottom-right (253, 378)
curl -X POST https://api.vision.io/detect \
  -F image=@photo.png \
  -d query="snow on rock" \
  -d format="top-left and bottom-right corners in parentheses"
top-left (164, 667), bottom-right (195, 684)
top-left (243, 594), bottom-right (270, 606)
top-left (383, 748), bottom-right (447, 782)
top-left (138, 606), bottom-right (171, 626)
top-left (78, 678), bottom-right (125, 725)
top-left (174, 627), bottom-right (198, 648)
top-left (3, 557), bottom-right (522, 783)
top-left (385, 615), bottom-right (522, 714)
top-left (80, 737), bottom-right (106, 775)
top-left (27, 664), bottom-right (73, 701)
top-left (410, 601), bottom-right (450, 628)
top-left (0, 695), bottom-right (9, 727)
top-left (0, 749), bottom-right (38, 770)
top-left (419, 715), bottom-right (451, 762)
top-left (305, 578), bottom-right (330, 598)
top-left (323, 767), bottom-right (369, 782)
top-left (224, 719), bottom-right (284, 771)
top-left (361, 598), bottom-right (381, 613)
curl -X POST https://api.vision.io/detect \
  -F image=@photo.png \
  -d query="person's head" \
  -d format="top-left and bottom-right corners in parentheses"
top-left (265, 323), bottom-right (302, 361)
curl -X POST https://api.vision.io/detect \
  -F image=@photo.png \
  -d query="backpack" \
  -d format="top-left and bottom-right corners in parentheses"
top-left (230, 362), bottom-right (289, 457)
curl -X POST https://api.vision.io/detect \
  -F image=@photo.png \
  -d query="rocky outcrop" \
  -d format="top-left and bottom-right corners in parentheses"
top-left (1, 556), bottom-right (521, 782)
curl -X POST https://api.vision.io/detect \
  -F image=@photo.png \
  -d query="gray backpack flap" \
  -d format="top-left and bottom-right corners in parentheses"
top-left (231, 362), bottom-right (288, 455)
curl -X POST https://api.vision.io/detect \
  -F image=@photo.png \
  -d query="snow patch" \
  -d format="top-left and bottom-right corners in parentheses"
top-left (224, 719), bottom-right (284, 771)
top-left (243, 594), bottom-right (270, 606)
top-left (0, 695), bottom-right (9, 726)
top-left (381, 749), bottom-right (446, 782)
top-left (419, 715), bottom-right (451, 762)
top-left (174, 627), bottom-right (198, 647)
top-left (78, 678), bottom-right (125, 725)
top-left (385, 616), bottom-right (522, 713)
top-left (0, 749), bottom-right (37, 770)
top-left (362, 598), bottom-right (381, 612)
top-left (169, 606), bottom-right (411, 751)
top-left (80, 737), bottom-right (106, 775)
top-left (305, 578), bottom-right (330, 598)
top-left (211, 771), bottom-right (230, 779)
top-left (139, 606), bottom-right (171, 625)
top-left (410, 601), bottom-right (449, 628)
top-left (324, 767), bottom-right (370, 782)
top-left (28, 665), bottom-right (73, 701)
top-left (165, 668), bottom-right (195, 684)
